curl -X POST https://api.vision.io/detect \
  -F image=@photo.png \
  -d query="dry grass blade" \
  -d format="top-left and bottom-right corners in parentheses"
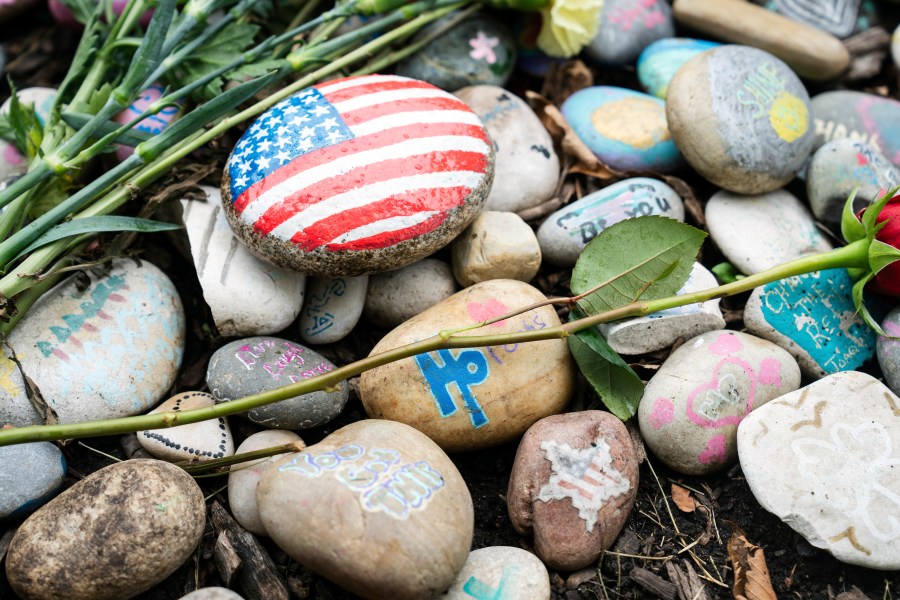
top-left (671, 483), bottom-right (700, 513)
top-left (726, 524), bottom-right (777, 600)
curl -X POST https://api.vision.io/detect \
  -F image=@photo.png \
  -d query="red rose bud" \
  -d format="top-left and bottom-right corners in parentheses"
top-left (865, 194), bottom-right (900, 297)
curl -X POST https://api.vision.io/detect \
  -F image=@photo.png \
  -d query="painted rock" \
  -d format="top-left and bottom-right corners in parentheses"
top-left (737, 371), bottom-right (900, 570)
top-left (706, 188), bottom-right (831, 275)
top-left (207, 337), bottom-right (348, 429)
top-left (0, 0), bottom-right (39, 23)
top-left (360, 280), bottom-right (575, 452)
top-left (178, 186), bottom-right (306, 336)
top-left (598, 262), bottom-right (725, 355)
top-left (395, 14), bottom-right (515, 91)
top-left (807, 140), bottom-right (900, 229)
top-left (751, 0), bottom-right (860, 37)
top-left (451, 211), bottom-right (541, 287)
top-left (877, 306), bottom-right (900, 395)
top-left (454, 85), bottom-right (559, 213)
top-left (562, 87), bottom-right (682, 172)
top-left (137, 392), bottom-right (234, 463)
top-left (585, 0), bottom-right (674, 66)
top-left (667, 45), bottom-right (813, 194)
top-left (0, 442), bottom-right (65, 520)
top-left (0, 87), bottom-right (56, 125)
top-left (6, 460), bottom-right (205, 600)
top-left (299, 275), bottom-right (368, 344)
top-left (222, 74), bottom-right (494, 276)
top-left (811, 91), bottom-right (900, 167)
top-left (113, 84), bottom-right (180, 161)
top-left (537, 178), bottom-right (684, 266)
top-left (228, 429), bottom-right (304, 536)
top-left (0, 352), bottom-right (41, 427)
top-left (638, 330), bottom-right (801, 475)
top-left (1, 259), bottom-right (184, 424)
top-left (507, 411), bottom-right (639, 570)
top-left (744, 269), bottom-right (879, 378)
top-left (257, 420), bottom-right (473, 599)
top-left (439, 546), bottom-right (550, 599)
top-left (179, 589), bottom-right (245, 600)
top-left (363, 258), bottom-right (458, 329)
top-left (637, 37), bottom-right (720, 99)
top-left (0, 139), bottom-right (26, 181)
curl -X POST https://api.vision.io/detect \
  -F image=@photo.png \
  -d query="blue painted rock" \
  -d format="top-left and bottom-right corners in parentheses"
top-left (299, 275), bottom-right (368, 344)
top-left (0, 442), bottom-right (65, 520)
top-left (811, 91), bottom-right (900, 167)
top-left (364, 258), bottom-right (458, 329)
top-left (537, 178), bottom-right (684, 266)
top-left (744, 268), bottom-right (878, 378)
top-left (137, 392), bottom-right (234, 463)
top-left (451, 211), bottom-right (541, 286)
top-left (114, 83), bottom-right (180, 161)
top-left (257, 420), bottom-right (473, 599)
top-left (877, 306), bottom-right (900, 395)
top-left (667, 45), bottom-right (813, 194)
top-left (637, 38), bottom-right (720, 99)
top-left (585, 0), bottom-right (674, 66)
top-left (439, 546), bottom-right (550, 599)
top-left (750, 0), bottom-right (862, 38)
top-left (562, 87), bottom-right (683, 172)
top-left (360, 279), bottom-right (575, 452)
top-left (207, 337), bottom-right (348, 429)
top-left (222, 74), bottom-right (494, 277)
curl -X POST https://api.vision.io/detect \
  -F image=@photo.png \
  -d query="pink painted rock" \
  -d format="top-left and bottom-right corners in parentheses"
top-left (113, 84), bottom-right (180, 161)
top-left (507, 411), bottom-right (639, 571)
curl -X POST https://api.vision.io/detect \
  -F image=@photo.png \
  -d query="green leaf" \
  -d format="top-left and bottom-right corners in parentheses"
top-left (869, 239), bottom-right (900, 275)
top-left (571, 216), bottom-right (707, 316)
top-left (862, 184), bottom-right (900, 235)
top-left (711, 261), bottom-right (744, 284)
top-left (840, 187), bottom-right (866, 244)
top-left (115, 0), bottom-right (178, 99)
top-left (851, 273), bottom-right (887, 337)
top-left (6, 84), bottom-right (43, 160)
top-left (14, 217), bottom-right (182, 259)
top-left (57, 0), bottom-right (96, 25)
top-left (171, 21), bottom-right (264, 101)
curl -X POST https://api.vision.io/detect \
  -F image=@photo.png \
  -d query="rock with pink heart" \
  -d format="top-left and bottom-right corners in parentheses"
top-left (363, 258), bottom-right (458, 329)
top-left (359, 279), bottom-right (575, 452)
top-left (506, 411), bottom-right (639, 570)
top-left (637, 330), bottom-right (800, 475)
top-left (876, 306), bottom-right (900, 395)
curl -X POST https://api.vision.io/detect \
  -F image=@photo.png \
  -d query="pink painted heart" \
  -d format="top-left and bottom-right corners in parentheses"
top-left (466, 299), bottom-right (509, 328)
top-left (685, 356), bottom-right (756, 429)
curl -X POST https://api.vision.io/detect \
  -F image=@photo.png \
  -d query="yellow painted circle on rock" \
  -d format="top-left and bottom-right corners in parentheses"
top-left (592, 98), bottom-right (670, 149)
top-left (768, 91), bottom-right (809, 143)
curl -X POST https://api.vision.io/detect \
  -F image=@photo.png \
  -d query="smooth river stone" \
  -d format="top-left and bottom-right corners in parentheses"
top-left (737, 371), bottom-right (900, 570)
top-left (6, 459), bottom-right (205, 600)
top-left (562, 87), bottom-right (682, 172)
top-left (877, 306), bottom-right (900, 395)
top-left (454, 85), bottom-right (559, 213)
top-left (207, 337), bottom-right (347, 430)
top-left (360, 280), bottom-right (575, 452)
top-left (299, 275), bottom-right (367, 344)
top-left (744, 269), bottom-right (878, 379)
top-left (667, 45), bottom-right (813, 194)
top-left (537, 178), bottom-right (684, 266)
top-left (811, 91), bottom-right (900, 167)
top-left (0, 442), bottom-right (65, 520)
top-left (113, 83), bottom-right (180, 161)
top-left (705, 189), bottom-right (832, 275)
top-left (364, 259), bottom-right (458, 329)
top-left (585, 0), bottom-right (674, 66)
top-left (451, 211), bottom-right (541, 287)
top-left (638, 330), bottom-right (800, 475)
top-left (637, 37), bottom-right (720, 99)
top-left (179, 589), bottom-right (245, 600)
top-left (439, 546), bottom-right (550, 599)
top-left (258, 420), bottom-right (473, 600)
top-left (755, 0), bottom-right (861, 37)
top-left (222, 74), bottom-right (494, 277)
top-left (507, 411), bottom-right (639, 570)
top-left (137, 392), bottom-right (234, 463)
top-left (599, 262), bottom-right (725, 355)
top-left (2, 259), bottom-right (184, 425)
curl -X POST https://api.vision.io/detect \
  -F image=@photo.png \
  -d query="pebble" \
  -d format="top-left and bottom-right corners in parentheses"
top-left (137, 392), bottom-right (234, 463)
top-left (666, 45), bottom-right (813, 194)
top-left (6, 459), bottom-right (205, 600)
top-left (638, 331), bottom-right (801, 475)
top-left (598, 262), bottom-right (725, 354)
top-left (113, 84), bottom-right (180, 161)
top-left (807, 140), bottom-right (900, 229)
top-left (395, 14), bottom-right (515, 90)
top-left (454, 85), bottom-right (559, 213)
top-left (257, 419), bottom-right (473, 599)
top-left (0, 442), bottom-right (65, 520)
top-left (363, 259), bottom-right (458, 329)
top-left (439, 546), bottom-right (550, 599)
top-left (811, 91), bottom-right (900, 167)
top-left (537, 177), bottom-right (684, 266)
top-left (562, 86), bottom-right (682, 172)
top-left (737, 371), bottom-right (900, 570)
top-left (222, 74), bottom-right (494, 276)
top-left (585, 0), bottom-right (674, 66)
top-left (299, 275), bottom-right (368, 344)
top-left (360, 279), bottom-right (575, 452)
top-left (752, 0), bottom-right (860, 38)
top-left (179, 589), bottom-right (245, 600)
top-left (507, 411), bottom-right (639, 570)
top-left (207, 337), bottom-right (348, 429)
top-left (636, 37), bottom-right (720, 99)
top-left (451, 211), bottom-right (541, 286)
top-left (705, 188), bottom-right (832, 275)
top-left (744, 269), bottom-right (879, 379)
top-left (877, 306), bottom-right (900, 395)
top-left (179, 187), bottom-right (306, 337)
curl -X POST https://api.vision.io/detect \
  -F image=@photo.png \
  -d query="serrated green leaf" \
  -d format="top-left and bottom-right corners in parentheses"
top-left (14, 216), bottom-right (182, 259)
top-left (851, 273), bottom-right (887, 336)
top-left (840, 187), bottom-right (866, 243)
top-left (171, 21), bottom-right (263, 101)
top-left (567, 333), bottom-right (643, 421)
top-left (6, 85), bottom-right (43, 160)
top-left (116, 0), bottom-right (177, 98)
top-left (0, 111), bottom-right (14, 144)
top-left (862, 184), bottom-right (900, 234)
top-left (57, 0), bottom-right (96, 25)
top-left (869, 239), bottom-right (900, 275)
top-left (84, 83), bottom-right (115, 116)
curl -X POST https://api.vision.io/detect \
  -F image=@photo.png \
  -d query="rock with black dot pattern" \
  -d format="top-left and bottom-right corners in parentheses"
top-left (138, 392), bottom-right (234, 463)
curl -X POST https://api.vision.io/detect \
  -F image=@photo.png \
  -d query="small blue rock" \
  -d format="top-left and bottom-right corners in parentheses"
top-left (637, 38), bottom-right (720, 99)
top-left (0, 442), bottom-right (66, 519)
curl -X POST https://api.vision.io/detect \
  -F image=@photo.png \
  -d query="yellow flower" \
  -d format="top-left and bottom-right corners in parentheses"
top-left (537, 0), bottom-right (603, 58)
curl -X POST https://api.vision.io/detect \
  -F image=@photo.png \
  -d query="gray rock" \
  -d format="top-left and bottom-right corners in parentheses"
top-left (585, 0), bottom-right (674, 66)
top-left (451, 211), bottom-right (541, 286)
top-left (877, 306), bottom-right (900, 395)
top-left (811, 90), bottom-right (900, 167)
top-left (179, 589), bottom-right (245, 600)
top-left (299, 276), bottom-right (368, 345)
top-left (439, 546), bottom-right (550, 599)
top-left (364, 259), bottom-right (458, 329)
top-left (0, 442), bottom-right (65, 520)
top-left (138, 392), bottom-right (234, 463)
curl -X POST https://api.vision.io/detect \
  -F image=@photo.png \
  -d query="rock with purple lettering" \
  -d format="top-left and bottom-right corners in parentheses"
top-left (360, 279), bottom-right (575, 452)
top-left (257, 419), bottom-right (473, 600)
top-left (364, 259), bottom-right (458, 329)
top-left (299, 275), bottom-right (368, 344)
top-left (638, 331), bottom-right (800, 475)
top-left (138, 392), bottom-right (234, 463)
top-left (585, 0), bottom-right (674, 66)
top-left (206, 337), bottom-right (347, 430)
top-left (451, 211), bottom-right (541, 286)
top-left (877, 306), bottom-right (900, 395)
top-left (507, 411), bottom-right (638, 570)
top-left (439, 546), bottom-right (550, 599)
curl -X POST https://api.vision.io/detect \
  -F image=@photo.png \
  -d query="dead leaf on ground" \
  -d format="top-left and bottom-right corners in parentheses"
top-left (726, 523), bottom-right (778, 600)
top-left (540, 59), bottom-right (594, 106)
top-left (671, 483), bottom-right (700, 513)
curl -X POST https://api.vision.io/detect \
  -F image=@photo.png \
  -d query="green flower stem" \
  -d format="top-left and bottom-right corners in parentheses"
top-left (180, 441), bottom-right (306, 474)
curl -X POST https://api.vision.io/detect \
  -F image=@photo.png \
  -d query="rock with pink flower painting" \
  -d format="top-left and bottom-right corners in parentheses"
top-left (638, 330), bottom-right (800, 475)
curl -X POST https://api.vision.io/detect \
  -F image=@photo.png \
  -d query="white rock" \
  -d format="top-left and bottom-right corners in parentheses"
top-left (451, 211), bottom-right (541, 287)
top-left (138, 392), bottom-right (234, 463)
top-left (440, 546), bottom-right (550, 599)
top-left (364, 259), bottom-right (458, 329)
top-left (179, 589), bottom-right (244, 600)
top-left (299, 276), bottom-right (368, 344)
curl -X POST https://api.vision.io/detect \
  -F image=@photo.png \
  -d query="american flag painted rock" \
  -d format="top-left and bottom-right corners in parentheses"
top-left (222, 74), bottom-right (494, 277)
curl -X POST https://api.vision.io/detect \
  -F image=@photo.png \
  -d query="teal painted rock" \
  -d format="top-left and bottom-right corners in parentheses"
top-left (439, 546), bottom-right (550, 599)
top-left (637, 38), bottom-right (720, 99)
top-left (585, 0), bottom-right (674, 66)
top-left (811, 91), bottom-right (900, 167)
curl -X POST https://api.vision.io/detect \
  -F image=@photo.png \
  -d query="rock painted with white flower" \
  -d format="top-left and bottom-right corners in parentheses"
top-left (737, 371), bottom-right (900, 570)
top-left (299, 276), bottom-right (367, 344)
top-left (439, 546), bottom-right (550, 599)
